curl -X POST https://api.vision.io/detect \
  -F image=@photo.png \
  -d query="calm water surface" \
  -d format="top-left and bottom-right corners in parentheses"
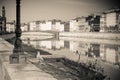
top-left (22, 36), bottom-right (120, 65)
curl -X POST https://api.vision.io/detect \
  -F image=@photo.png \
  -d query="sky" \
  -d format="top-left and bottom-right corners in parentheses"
top-left (0, 0), bottom-right (120, 23)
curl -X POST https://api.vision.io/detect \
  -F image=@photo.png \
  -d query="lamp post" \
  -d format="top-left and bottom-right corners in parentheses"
top-left (13, 0), bottom-right (22, 53)
top-left (10, 0), bottom-right (23, 64)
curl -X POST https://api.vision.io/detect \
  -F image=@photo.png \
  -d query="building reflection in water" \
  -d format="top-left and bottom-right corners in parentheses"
top-left (22, 37), bottom-right (120, 65)
top-left (100, 44), bottom-right (120, 64)
top-left (23, 38), bottom-right (64, 50)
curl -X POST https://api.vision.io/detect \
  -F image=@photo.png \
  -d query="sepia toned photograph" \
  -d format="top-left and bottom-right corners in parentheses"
top-left (0, 0), bottom-right (120, 80)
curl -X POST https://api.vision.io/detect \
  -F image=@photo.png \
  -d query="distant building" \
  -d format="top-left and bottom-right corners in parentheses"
top-left (28, 19), bottom-right (65, 32)
top-left (6, 21), bottom-right (15, 33)
top-left (40, 20), bottom-right (52, 31)
top-left (86, 14), bottom-right (100, 32)
top-left (70, 15), bottom-right (100, 32)
top-left (51, 19), bottom-right (64, 32)
top-left (64, 22), bottom-right (69, 32)
top-left (70, 18), bottom-right (79, 32)
top-left (60, 22), bottom-right (65, 32)
top-left (21, 23), bottom-right (28, 32)
top-left (36, 21), bottom-right (40, 31)
top-left (100, 8), bottom-right (120, 32)
top-left (29, 21), bottom-right (37, 31)
top-left (0, 6), bottom-right (7, 33)
top-left (77, 17), bottom-right (90, 32)
top-left (24, 24), bottom-right (29, 31)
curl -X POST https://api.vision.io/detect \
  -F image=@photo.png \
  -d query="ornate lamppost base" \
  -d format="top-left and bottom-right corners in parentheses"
top-left (9, 37), bottom-right (27, 64)
top-left (9, 53), bottom-right (27, 64)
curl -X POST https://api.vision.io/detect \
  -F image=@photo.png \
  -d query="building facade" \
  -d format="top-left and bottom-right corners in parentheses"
top-left (28, 19), bottom-right (65, 32)
top-left (70, 19), bottom-right (79, 32)
top-left (29, 21), bottom-right (37, 31)
top-left (64, 22), bottom-right (69, 32)
top-left (6, 22), bottom-right (15, 33)
top-left (100, 8), bottom-right (120, 32)
top-left (77, 17), bottom-right (90, 32)
top-left (69, 15), bottom-right (100, 32)
top-left (21, 23), bottom-right (28, 32)
top-left (40, 20), bottom-right (52, 31)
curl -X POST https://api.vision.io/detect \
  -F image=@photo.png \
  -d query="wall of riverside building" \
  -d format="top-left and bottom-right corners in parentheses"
top-left (59, 32), bottom-right (120, 40)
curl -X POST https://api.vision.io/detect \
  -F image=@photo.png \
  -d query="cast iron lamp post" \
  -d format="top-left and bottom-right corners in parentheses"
top-left (10, 0), bottom-right (23, 64)
top-left (13, 0), bottom-right (22, 53)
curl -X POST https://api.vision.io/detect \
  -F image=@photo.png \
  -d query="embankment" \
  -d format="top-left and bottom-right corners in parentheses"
top-left (60, 32), bottom-right (120, 40)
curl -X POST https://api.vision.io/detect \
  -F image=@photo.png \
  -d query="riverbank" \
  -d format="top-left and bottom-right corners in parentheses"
top-left (0, 37), bottom-right (106, 80)
top-left (0, 38), bottom-right (57, 80)
top-left (60, 32), bottom-right (120, 40)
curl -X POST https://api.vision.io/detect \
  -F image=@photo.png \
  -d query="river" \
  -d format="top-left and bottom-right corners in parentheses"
top-left (22, 36), bottom-right (120, 80)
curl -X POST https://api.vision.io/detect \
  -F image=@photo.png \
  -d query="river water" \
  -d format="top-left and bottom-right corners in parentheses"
top-left (22, 36), bottom-right (120, 80)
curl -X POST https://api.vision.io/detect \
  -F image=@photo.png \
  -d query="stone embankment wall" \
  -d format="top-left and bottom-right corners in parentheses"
top-left (60, 32), bottom-right (120, 40)
top-left (0, 58), bottom-right (11, 80)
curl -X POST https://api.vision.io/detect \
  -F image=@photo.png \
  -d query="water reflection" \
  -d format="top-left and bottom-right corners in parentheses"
top-left (100, 44), bottom-right (120, 64)
top-left (22, 37), bottom-right (120, 65)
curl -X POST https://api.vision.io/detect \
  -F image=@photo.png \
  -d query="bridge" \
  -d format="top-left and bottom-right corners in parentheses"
top-left (22, 31), bottom-right (59, 39)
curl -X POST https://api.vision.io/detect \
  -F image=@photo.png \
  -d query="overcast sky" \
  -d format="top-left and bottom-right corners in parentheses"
top-left (0, 0), bottom-right (119, 23)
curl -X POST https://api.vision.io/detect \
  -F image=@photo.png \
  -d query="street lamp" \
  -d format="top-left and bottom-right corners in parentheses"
top-left (9, 0), bottom-right (24, 64)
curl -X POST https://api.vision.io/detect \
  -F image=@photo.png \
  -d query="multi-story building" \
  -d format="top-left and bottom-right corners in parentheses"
top-left (100, 8), bottom-right (120, 32)
top-left (51, 19), bottom-right (64, 32)
top-left (64, 22), bottom-right (69, 32)
top-left (40, 20), bottom-right (52, 31)
top-left (70, 15), bottom-right (100, 32)
top-left (86, 15), bottom-right (100, 32)
top-left (24, 24), bottom-right (29, 32)
top-left (28, 21), bottom-right (37, 31)
top-left (21, 23), bottom-right (28, 32)
top-left (70, 18), bottom-right (79, 32)
top-left (6, 22), bottom-right (15, 32)
top-left (55, 21), bottom-right (64, 32)
top-left (28, 19), bottom-right (65, 32)
top-left (77, 17), bottom-right (90, 32)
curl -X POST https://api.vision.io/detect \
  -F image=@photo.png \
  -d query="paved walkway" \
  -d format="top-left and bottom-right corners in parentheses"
top-left (0, 38), bottom-right (57, 80)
